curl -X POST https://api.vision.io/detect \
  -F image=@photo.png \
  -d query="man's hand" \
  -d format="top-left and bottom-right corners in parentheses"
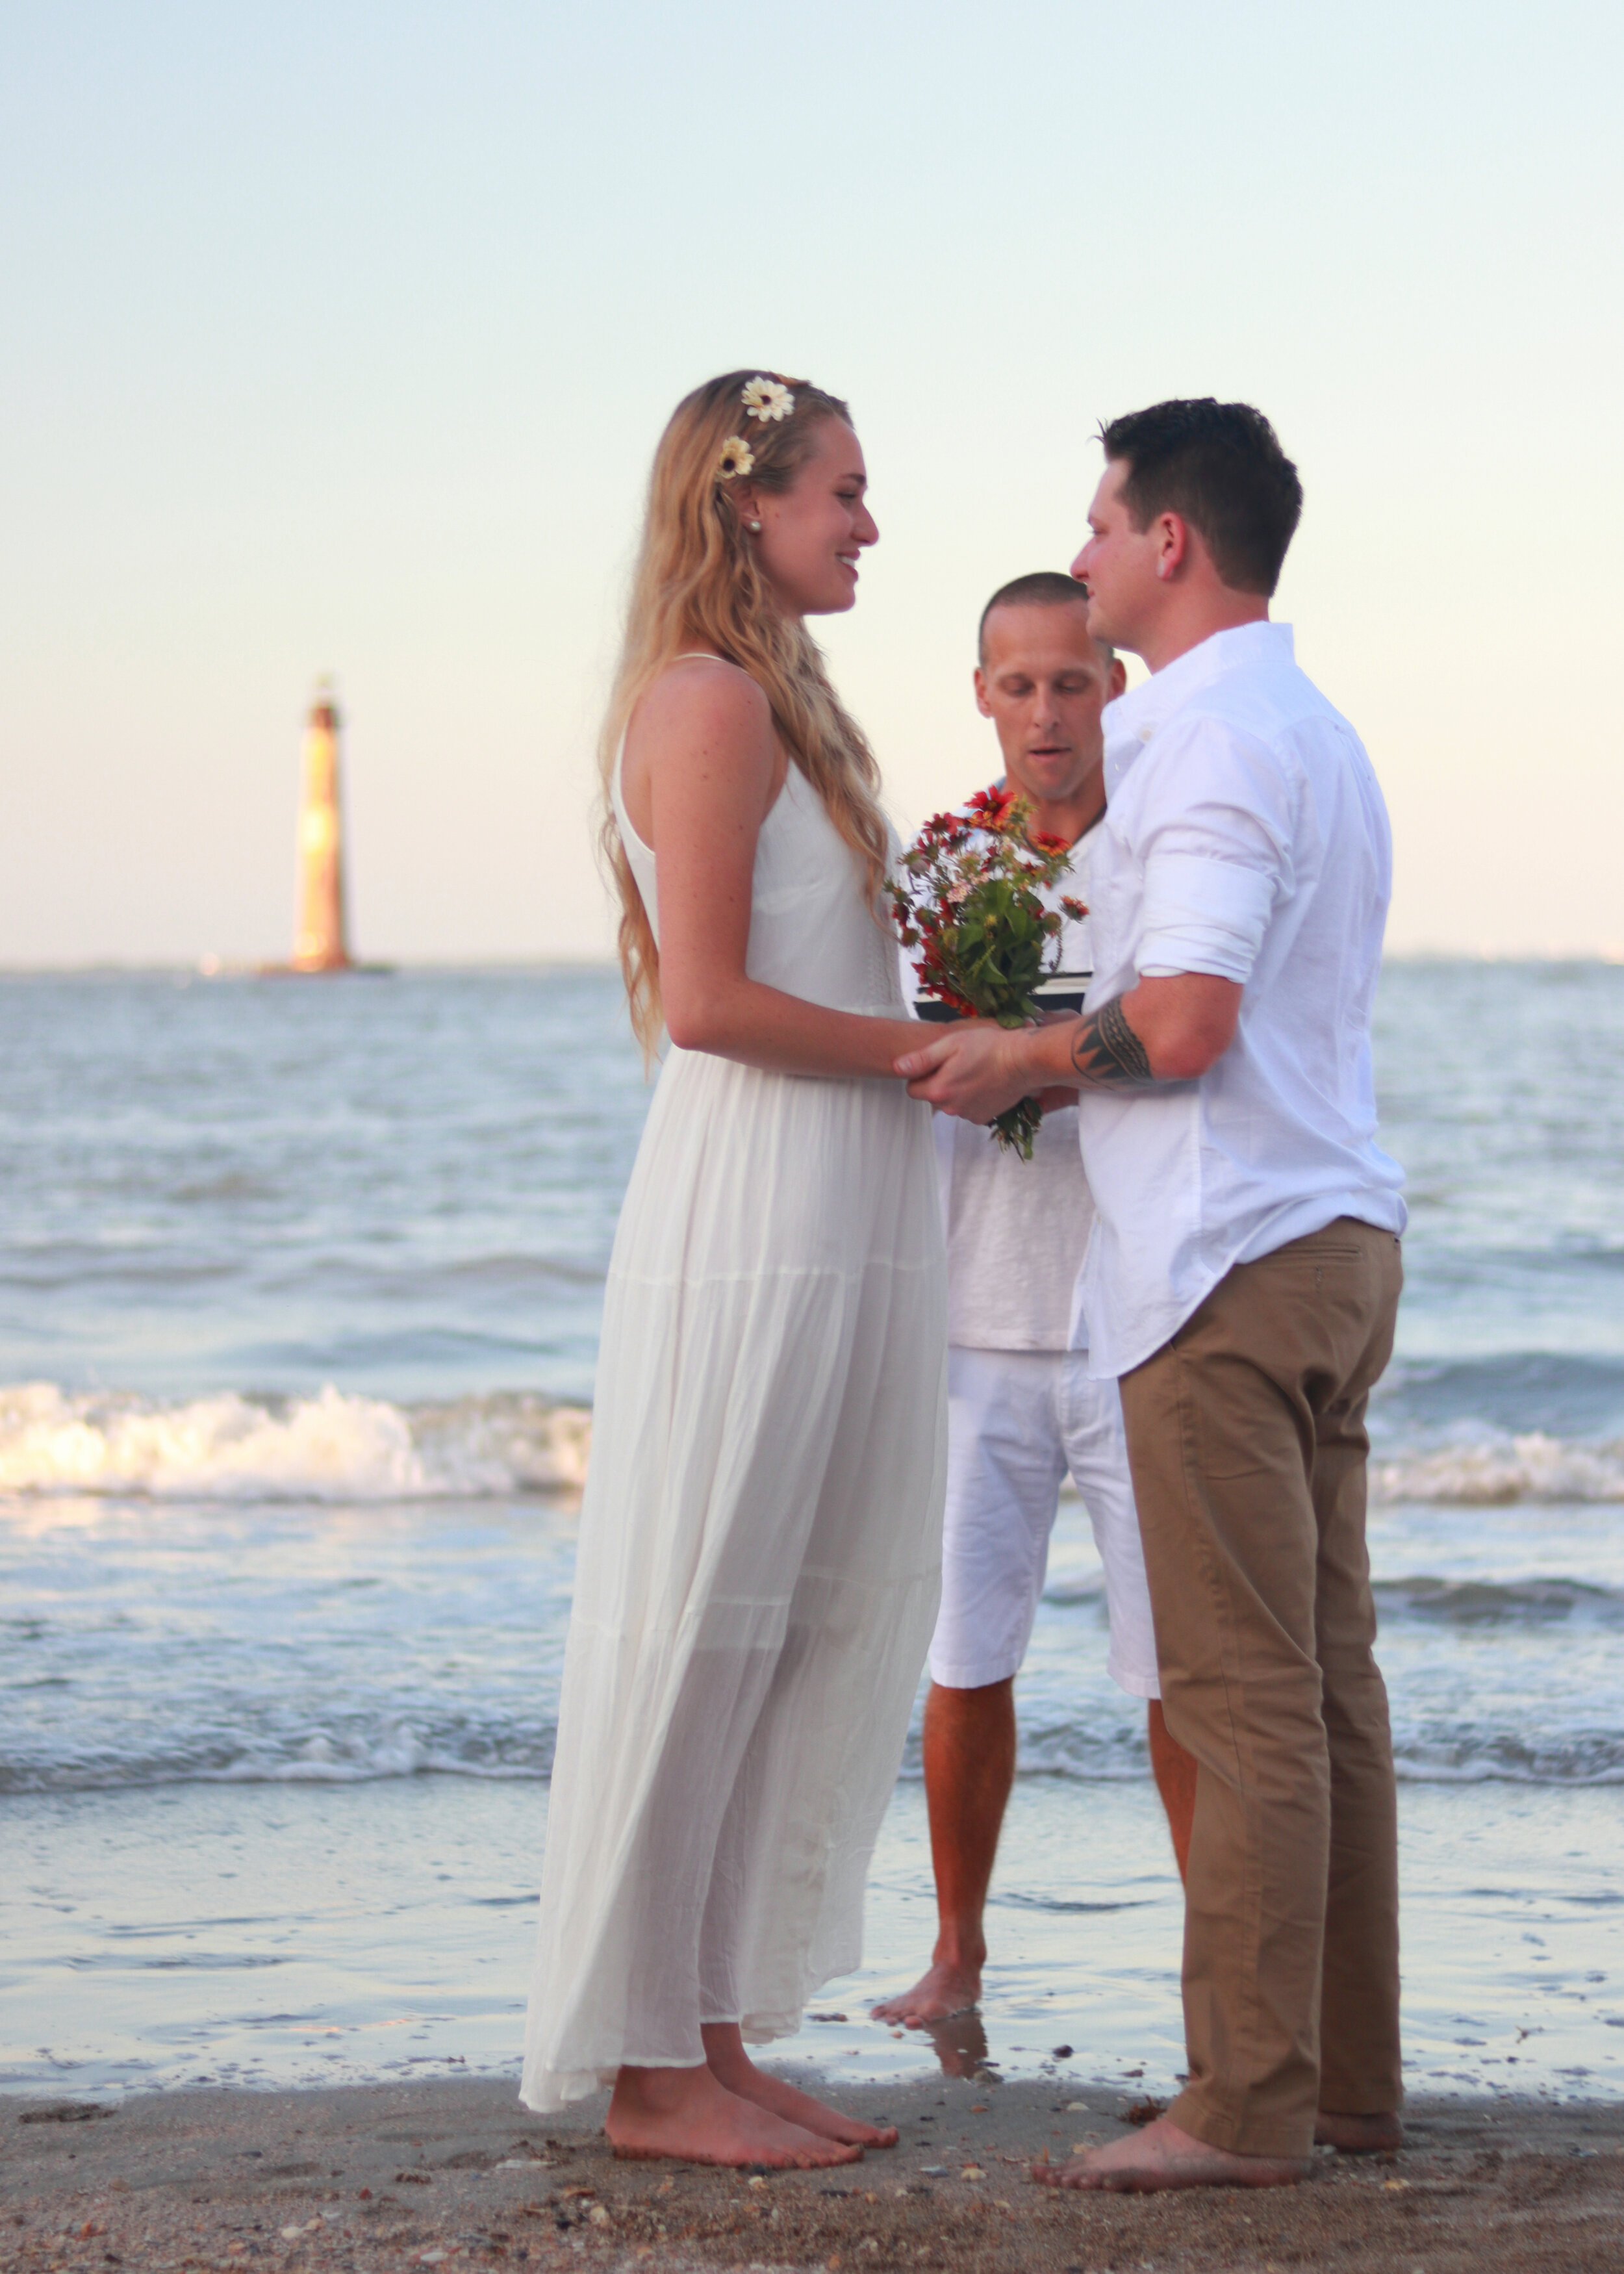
top-left (894, 1021), bottom-right (1047, 1122)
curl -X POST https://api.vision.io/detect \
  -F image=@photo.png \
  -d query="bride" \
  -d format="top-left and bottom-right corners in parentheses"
top-left (521, 372), bottom-right (948, 2168)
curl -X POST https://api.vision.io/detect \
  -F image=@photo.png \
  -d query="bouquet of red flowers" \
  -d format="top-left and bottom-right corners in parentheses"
top-left (887, 786), bottom-right (1086, 1158)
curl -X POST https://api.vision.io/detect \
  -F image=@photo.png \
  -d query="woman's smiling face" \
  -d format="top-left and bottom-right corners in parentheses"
top-left (746, 417), bottom-right (878, 620)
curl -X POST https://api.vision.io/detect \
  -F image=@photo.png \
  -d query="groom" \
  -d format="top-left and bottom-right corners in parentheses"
top-left (898, 400), bottom-right (1406, 2192)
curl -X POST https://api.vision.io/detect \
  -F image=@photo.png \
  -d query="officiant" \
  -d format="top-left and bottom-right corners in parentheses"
top-left (874, 572), bottom-right (1196, 2035)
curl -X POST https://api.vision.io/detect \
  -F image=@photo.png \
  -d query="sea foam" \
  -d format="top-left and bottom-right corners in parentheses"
top-left (1373, 1429), bottom-right (1624, 1505)
top-left (0, 1381), bottom-right (591, 1501)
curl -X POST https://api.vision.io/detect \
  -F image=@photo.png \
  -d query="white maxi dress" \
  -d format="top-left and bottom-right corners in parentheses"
top-left (521, 748), bottom-right (948, 2111)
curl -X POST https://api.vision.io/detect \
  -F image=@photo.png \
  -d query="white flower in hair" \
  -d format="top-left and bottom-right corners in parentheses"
top-left (716, 435), bottom-right (755, 481)
top-left (741, 376), bottom-right (794, 423)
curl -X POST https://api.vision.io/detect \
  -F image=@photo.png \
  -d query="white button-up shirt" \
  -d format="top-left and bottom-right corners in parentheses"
top-left (1072, 622), bottom-right (1406, 1378)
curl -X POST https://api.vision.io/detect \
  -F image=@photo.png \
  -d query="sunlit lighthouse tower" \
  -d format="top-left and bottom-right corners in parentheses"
top-left (290, 681), bottom-right (353, 972)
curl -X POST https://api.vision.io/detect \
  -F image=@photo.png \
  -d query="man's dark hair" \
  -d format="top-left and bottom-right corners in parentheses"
top-left (978, 570), bottom-right (1108, 667)
top-left (1099, 399), bottom-right (1302, 596)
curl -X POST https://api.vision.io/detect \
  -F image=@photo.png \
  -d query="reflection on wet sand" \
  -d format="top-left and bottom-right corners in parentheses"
top-left (919, 2007), bottom-right (995, 2082)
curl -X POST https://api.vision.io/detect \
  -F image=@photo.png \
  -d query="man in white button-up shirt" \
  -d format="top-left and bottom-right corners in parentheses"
top-left (898, 400), bottom-right (1406, 2193)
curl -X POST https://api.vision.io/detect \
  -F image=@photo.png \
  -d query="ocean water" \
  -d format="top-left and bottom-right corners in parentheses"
top-left (3, 962), bottom-right (1623, 2105)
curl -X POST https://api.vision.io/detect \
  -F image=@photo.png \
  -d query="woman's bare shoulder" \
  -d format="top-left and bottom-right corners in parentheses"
top-left (634, 654), bottom-right (770, 739)
top-left (620, 659), bottom-right (780, 841)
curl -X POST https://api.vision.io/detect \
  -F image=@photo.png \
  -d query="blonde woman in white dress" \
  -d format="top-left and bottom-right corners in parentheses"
top-left (522, 373), bottom-right (948, 2169)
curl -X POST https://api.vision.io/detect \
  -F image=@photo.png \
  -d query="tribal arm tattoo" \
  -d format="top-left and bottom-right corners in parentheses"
top-left (1067, 995), bottom-right (1159, 1086)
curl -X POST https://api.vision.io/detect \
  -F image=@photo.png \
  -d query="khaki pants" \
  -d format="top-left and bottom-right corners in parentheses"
top-left (1118, 1218), bottom-right (1403, 2158)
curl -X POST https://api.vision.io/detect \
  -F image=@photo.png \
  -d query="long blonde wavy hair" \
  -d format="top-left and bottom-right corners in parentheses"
top-left (599, 370), bottom-right (890, 1054)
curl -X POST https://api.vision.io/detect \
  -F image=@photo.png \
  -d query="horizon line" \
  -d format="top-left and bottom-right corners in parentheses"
top-left (2, 947), bottom-right (1623, 978)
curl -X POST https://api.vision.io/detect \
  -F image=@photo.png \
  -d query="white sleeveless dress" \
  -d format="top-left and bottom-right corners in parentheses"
top-left (520, 735), bottom-right (948, 2111)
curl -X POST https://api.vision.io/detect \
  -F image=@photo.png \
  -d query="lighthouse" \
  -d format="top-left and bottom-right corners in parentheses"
top-left (290, 682), bottom-right (352, 972)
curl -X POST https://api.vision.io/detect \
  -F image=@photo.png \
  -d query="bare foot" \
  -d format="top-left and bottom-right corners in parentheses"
top-left (1315, 2109), bottom-right (1403, 2153)
top-left (1033, 2114), bottom-right (1313, 2193)
top-left (606, 2063), bottom-right (862, 2169)
top-left (870, 1957), bottom-right (981, 2026)
top-left (704, 2028), bottom-right (896, 2150)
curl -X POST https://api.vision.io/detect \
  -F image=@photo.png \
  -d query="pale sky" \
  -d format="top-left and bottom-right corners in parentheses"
top-left (3, 0), bottom-right (1620, 965)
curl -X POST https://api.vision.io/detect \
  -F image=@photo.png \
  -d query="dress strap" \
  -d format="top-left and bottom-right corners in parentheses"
top-left (670, 650), bottom-right (722, 663)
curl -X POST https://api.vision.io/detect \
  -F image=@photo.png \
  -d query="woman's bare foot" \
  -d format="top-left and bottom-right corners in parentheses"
top-left (606, 2062), bottom-right (862, 2168)
top-left (1033, 2114), bottom-right (1313, 2193)
top-left (703, 2024), bottom-right (896, 2149)
top-left (1315, 2109), bottom-right (1403, 2153)
top-left (869, 1956), bottom-right (981, 2026)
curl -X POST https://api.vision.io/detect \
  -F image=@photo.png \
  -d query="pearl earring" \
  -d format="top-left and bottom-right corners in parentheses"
top-left (748, 519), bottom-right (761, 533)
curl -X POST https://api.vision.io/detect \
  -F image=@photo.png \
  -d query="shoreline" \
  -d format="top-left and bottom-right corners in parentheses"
top-left (5, 2073), bottom-right (1621, 2273)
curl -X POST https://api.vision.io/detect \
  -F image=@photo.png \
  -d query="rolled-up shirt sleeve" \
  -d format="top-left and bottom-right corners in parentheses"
top-left (1130, 719), bottom-right (1296, 984)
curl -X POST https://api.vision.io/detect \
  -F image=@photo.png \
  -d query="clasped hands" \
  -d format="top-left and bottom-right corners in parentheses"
top-left (893, 1016), bottom-right (1080, 1123)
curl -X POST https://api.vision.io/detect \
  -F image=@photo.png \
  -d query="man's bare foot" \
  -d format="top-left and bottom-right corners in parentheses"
top-left (607, 2063), bottom-right (862, 2168)
top-left (1033, 2114), bottom-right (1313, 2193)
top-left (703, 2025), bottom-right (896, 2149)
top-left (1315, 2109), bottom-right (1403, 2153)
top-left (870, 1957), bottom-right (981, 2026)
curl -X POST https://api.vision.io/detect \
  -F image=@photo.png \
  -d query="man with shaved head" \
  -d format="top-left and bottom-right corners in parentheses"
top-left (875, 572), bottom-right (1196, 2040)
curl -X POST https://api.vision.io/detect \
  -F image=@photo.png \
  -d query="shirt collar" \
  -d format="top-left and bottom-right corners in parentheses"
top-left (1102, 621), bottom-right (1296, 774)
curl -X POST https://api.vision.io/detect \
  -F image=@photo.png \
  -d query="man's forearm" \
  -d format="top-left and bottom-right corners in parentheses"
top-left (1045, 974), bottom-right (1242, 1089)
top-left (1067, 995), bottom-right (1158, 1086)
top-left (896, 974), bottom-right (1239, 1122)
top-left (1020, 995), bottom-right (1163, 1094)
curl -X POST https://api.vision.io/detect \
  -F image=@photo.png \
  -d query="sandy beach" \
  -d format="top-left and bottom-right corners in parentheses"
top-left (6, 2072), bottom-right (1621, 2273)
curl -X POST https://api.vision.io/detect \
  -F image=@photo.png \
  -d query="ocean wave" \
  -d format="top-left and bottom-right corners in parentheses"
top-left (1373, 1575), bottom-right (1624, 1626)
top-left (1390, 1733), bottom-right (1624, 1785)
top-left (0, 1383), bottom-right (592, 1501)
top-left (7, 1379), bottom-right (1624, 1508)
top-left (1373, 1352), bottom-right (1624, 1442)
top-left (1373, 1431), bottom-right (1624, 1505)
top-left (0, 1713), bottom-right (558, 1795)
top-left (12, 1718), bottom-right (1623, 1795)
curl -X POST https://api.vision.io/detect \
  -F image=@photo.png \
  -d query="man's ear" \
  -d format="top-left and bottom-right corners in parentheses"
top-left (973, 665), bottom-right (993, 719)
top-left (1155, 511), bottom-right (1190, 582)
top-left (1108, 656), bottom-right (1128, 699)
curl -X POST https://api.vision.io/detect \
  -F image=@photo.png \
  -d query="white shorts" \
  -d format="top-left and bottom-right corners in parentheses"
top-left (927, 1344), bottom-right (1160, 1700)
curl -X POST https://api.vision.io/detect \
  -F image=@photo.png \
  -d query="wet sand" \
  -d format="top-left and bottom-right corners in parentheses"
top-left (5, 2072), bottom-right (1621, 2273)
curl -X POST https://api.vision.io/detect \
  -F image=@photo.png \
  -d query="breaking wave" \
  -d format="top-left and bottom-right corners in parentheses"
top-left (0, 1382), bottom-right (592, 1501)
top-left (1373, 1430), bottom-right (1624, 1505)
top-left (7, 1379), bottom-right (1624, 1509)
